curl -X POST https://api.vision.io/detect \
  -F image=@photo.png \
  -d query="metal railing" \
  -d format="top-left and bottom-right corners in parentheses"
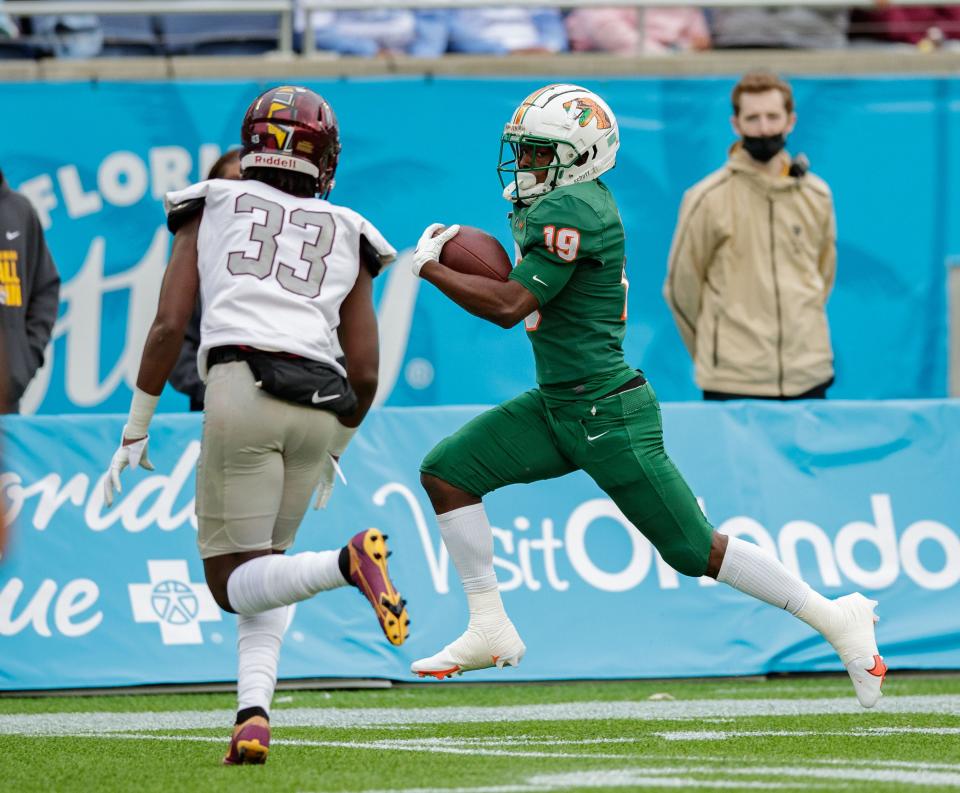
top-left (3, 0), bottom-right (294, 52)
top-left (2, 0), bottom-right (953, 57)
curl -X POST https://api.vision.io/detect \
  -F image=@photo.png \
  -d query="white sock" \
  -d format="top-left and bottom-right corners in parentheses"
top-left (795, 588), bottom-right (839, 636)
top-left (717, 537), bottom-right (811, 615)
top-left (227, 552), bottom-right (347, 616)
top-left (236, 606), bottom-right (287, 715)
top-left (466, 588), bottom-right (510, 629)
top-left (437, 503), bottom-right (498, 593)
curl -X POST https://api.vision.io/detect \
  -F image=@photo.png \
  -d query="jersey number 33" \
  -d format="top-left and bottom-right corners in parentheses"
top-left (227, 194), bottom-right (335, 299)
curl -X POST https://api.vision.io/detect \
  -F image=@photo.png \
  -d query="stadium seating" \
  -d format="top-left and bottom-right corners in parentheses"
top-left (100, 14), bottom-right (161, 56)
top-left (158, 13), bottom-right (280, 56)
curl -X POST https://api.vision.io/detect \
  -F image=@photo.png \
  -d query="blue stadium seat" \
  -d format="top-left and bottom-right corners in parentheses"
top-left (99, 15), bottom-right (161, 56)
top-left (159, 13), bottom-right (280, 55)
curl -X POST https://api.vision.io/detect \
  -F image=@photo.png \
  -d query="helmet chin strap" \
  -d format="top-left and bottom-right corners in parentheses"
top-left (503, 171), bottom-right (547, 203)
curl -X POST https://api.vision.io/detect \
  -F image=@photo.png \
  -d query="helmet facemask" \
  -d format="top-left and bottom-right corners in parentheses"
top-left (498, 129), bottom-right (581, 205)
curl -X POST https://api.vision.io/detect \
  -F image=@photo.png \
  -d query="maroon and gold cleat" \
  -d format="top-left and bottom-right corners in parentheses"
top-left (223, 718), bottom-right (270, 766)
top-left (347, 529), bottom-right (410, 646)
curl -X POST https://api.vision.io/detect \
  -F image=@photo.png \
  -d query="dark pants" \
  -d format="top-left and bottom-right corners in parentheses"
top-left (704, 378), bottom-right (834, 402)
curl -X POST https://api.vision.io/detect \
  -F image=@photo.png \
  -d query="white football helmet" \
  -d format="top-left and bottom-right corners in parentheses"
top-left (498, 83), bottom-right (620, 204)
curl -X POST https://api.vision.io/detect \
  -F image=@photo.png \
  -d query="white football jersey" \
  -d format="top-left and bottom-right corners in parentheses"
top-left (164, 178), bottom-right (396, 380)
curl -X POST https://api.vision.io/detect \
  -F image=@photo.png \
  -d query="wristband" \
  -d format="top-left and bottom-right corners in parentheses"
top-left (125, 387), bottom-right (160, 439)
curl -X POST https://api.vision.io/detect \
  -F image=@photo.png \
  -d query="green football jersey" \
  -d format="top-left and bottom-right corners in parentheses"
top-left (508, 180), bottom-right (636, 402)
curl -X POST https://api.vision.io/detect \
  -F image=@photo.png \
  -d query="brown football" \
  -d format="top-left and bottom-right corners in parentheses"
top-left (438, 225), bottom-right (512, 282)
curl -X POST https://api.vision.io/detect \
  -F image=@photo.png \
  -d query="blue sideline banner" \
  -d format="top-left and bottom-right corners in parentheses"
top-left (0, 77), bottom-right (956, 415)
top-left (1, 401), bottom-right (958, 691)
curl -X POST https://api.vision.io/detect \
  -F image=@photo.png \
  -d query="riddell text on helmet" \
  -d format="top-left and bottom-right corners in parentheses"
top-left (247, 153), bottom-right (317, 176)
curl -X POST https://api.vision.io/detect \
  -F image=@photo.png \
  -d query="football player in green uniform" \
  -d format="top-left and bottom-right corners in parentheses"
top-left (408, 83), bottom-right (885, 707)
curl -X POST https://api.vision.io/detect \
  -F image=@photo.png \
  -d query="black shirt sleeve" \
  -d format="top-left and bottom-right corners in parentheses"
top-left (359, 234), bottom-right (385, 277)
top-left (23, 209), bottom-right (60, 374)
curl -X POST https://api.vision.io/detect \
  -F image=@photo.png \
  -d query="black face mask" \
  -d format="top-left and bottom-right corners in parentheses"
top-left (742, 133), bottom-right (786, 163)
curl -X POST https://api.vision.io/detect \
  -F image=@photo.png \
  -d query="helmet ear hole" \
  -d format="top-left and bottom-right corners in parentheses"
top-left (575, 150), bottom-right (590, 167)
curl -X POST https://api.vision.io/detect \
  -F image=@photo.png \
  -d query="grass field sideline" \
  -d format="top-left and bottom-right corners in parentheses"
top-left (3, 675), bottom-right (959, 793)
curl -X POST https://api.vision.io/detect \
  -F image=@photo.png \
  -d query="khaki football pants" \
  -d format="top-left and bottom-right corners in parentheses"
top-left (196, 360), bottom-right (338, 559)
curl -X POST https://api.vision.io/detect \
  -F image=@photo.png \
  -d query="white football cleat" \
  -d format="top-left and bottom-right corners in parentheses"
top-left (821, 593), bottom-right (887, 708)
top-left (844, 655), bottom-right (888, 709)
top-left (411, 620), bottom-right (526, 680)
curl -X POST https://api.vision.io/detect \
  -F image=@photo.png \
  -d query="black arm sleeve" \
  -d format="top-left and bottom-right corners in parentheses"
top-left (167, 198), bottom-right (205, 234)
top-left (23, 212), bottom-right (60, 374)
top-left (359, 234), bottom-right (385, 278)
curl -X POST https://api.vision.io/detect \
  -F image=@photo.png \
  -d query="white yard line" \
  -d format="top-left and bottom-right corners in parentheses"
top-left (83, 732), bottom-right (635, 760)
top-left (24, 729), bottom-right (960, 778)
top-left (2, 695), bottom-right (958, 736)
top-left (19, 727), bottom-right (960, 789)
top-left (305, 767), bottom-right (832, 793)
top-left (312, 778), bottom-right (809, 792)
top-left (720, 764), bottom-right (960, 787)
top-left (303, 762), bottom-right (960, 793)
top-left (656, 726), bottom-right (960, 741)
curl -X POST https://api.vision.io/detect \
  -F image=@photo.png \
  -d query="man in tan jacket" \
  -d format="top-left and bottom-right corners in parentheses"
top-left (664, 71), bottom-right (837, 400)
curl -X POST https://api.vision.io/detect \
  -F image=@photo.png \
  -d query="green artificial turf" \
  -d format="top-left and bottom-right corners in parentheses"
top-left (2, 675), bottom-right (959, 793)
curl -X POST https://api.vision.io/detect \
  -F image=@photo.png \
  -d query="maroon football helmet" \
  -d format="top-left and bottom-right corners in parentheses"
top-left (240, 85), bottom-right (341, 197)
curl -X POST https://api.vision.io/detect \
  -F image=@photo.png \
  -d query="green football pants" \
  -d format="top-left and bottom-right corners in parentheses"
top-left (420, 381), bottom-right (713, 577)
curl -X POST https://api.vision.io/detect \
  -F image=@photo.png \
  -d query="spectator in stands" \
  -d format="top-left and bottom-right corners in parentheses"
top-left (447, 8), bottom-right (567, 54)
top-left (565, 7), bottom-right (710, 54)
top-left (664, 71), bottom-right (837, 401)
top-left (0, 6), bottom-right (18, 40)
top-left (297, 7), bottom-right (448, 56)
top-left (32, 12), bottom-right (102, 58)
top-left (0, 168), bottom-right (60, 413)
top-left (849, 6), bottom-right (960, 46)
top-left (170, 149), bottom-right (241, 412)
top-left (710, 7), bottom-right (847, 49)
top-left (160, 13), bottom-right (281, 56)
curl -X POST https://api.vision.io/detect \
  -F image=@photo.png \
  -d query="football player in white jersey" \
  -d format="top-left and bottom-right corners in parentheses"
top-left (102, 86), bottom-right (409, 766)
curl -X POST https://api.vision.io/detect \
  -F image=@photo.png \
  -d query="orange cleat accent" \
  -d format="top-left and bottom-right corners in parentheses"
top-left (416, 666), bottom-right (461, 680)
top-left (867, 654), bottom-right (888, 680)
top-left (411, 620), bottom-right (526, 679)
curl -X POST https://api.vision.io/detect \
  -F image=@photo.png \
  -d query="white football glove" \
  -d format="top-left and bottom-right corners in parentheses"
top-left (313, 453), bottom-right (347, 510)
top-left (411, 223), bottom-right (460, 277)
top-left (104, 433), bottom-right (154, 507)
